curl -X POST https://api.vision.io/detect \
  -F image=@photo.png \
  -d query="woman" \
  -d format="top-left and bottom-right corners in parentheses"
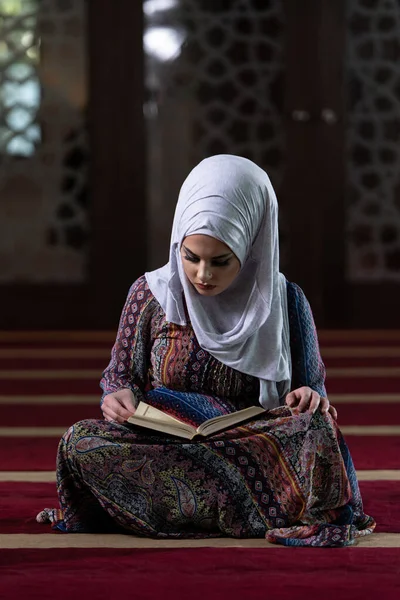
top-left (37, 155), bottom-right (375, 546)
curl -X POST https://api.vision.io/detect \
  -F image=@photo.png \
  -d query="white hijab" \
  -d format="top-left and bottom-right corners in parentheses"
top-left (146, 154), bottom-right (291, 409)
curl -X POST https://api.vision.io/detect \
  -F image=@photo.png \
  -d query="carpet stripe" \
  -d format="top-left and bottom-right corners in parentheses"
top-left (1, 346), bottom-right (400, 361)
top-left (2, 470), bottom-right (399, 483)
top-left (326, 378), bottom-right (400, 393)
top-left (3, 402), bottom-right (400, 427)
top-left (328, 367), bottom-right (400, 377)
top-left (0, 349), bottom-right (109, 359)
top-left (1, 394), bottom-right (400, 405)
top-left (346, 436), bottom-right (400, 470)
top-left (341, 426), bottom-right (400, 435)
top-left (0, 332), bottom-right (115, 342)
top-left (3, 378), bottom-right (392, 394)
top-left (0, 370), bottom-right (101, 379)
top-left (0, 395), bottom-right (100, 404)
top-left (329, 394), bottom-right (400, 403)
top-left (2, 425), bottom-right (400, 437)
top-left (3, 329), bottom-right (400, 342)
top-left (336, 404), bottom-right (400, 425)
top-left (322, 347), bottom-right (400, 357)
top-left (0, 381), bottom-right (100, 394)
top-left (357, 470), bottom-right (400, 480)
top-left (325, 357), bottom-right (400, 368)
top-left (3, 405), bottom-right (101, 427)
top-left (2, 358), bottom-right (107, 370)
top-left (4, 346), bottom-right (400, 359)
top-left (0, 341), bottom-right (112, 350)
top-left (318, 330), bottom-right (400, 342)
top-left (0, 533), bottom-right (398, 549)
top-left (4, 357), bottom-right (400, 370)
top-left (0, 472), bottom-right (56, 482)
top-left (0, 427), bottom-right (66, 437)
top-left (4, 367), bottom-right (400, 379)
top-left (0, 437), bottom-right (60, 471)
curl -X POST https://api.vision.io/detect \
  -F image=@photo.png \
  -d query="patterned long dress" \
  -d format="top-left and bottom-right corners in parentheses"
top-left (38, 276), bottom-right (375, 546)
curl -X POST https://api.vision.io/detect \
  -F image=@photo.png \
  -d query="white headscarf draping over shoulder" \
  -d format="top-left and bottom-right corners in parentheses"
top-left (145, 154), bottom-right (291, 409)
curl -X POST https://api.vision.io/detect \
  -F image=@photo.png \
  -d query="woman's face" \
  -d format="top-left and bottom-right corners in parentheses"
top-left (180, 234), bottom-right (241, 296)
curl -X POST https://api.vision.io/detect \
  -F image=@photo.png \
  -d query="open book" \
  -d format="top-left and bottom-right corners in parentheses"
top-left (127, 401), bottom-right (266, 440)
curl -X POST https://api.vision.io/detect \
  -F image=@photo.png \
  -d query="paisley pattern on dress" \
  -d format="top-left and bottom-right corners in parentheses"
top-left (38, 276), bottom-right (375, 546)
top-left (50, 404), bottom-right (375, 545)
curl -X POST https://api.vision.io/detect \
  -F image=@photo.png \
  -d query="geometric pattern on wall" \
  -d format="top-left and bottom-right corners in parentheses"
top-left (144, 0), bottom-right (287, 269)
top-left (0, 0), bottom-right (88, 282)
top-left (346, 0), bottom-right (400, 281)
top-left (0, 0), bottom-right (41, 156)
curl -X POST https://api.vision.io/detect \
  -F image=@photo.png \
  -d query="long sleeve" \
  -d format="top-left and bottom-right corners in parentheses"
top-left (100, 276), bottom-right (155, 404)
top-left (286, 281), bottom-right (327, 397)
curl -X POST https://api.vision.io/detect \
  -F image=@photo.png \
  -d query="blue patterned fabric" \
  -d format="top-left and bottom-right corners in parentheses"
top-left (145, 388), bottom-right (233, 427)
top-left (287, 281), bottom-right (327, 397)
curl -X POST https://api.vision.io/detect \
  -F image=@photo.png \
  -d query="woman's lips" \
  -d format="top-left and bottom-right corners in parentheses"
top-left (196, 283), bottom-right (216, 290)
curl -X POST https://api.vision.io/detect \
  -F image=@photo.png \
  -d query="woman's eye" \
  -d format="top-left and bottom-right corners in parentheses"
top-left (212, 260), bottom-right (230, 267)
top-left (184, 255), bottom-right (230, 267)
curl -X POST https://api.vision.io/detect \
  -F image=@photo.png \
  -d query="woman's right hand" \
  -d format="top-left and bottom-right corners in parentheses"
top-left (101, 388), bottom-right (137, 424)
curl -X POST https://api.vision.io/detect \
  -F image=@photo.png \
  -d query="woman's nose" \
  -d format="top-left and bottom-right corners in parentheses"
top-left (198, 262), bottom-right (212, 281)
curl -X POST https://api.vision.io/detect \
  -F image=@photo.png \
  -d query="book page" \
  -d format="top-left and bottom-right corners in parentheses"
top-left (128, 402), bottom-right (196, 437)
top-left (197, 406), bottom-right (265, 435)
top-left (135, 402), bottom-right (184, 425)
top-left (127, 414), bottom-right (194, 439)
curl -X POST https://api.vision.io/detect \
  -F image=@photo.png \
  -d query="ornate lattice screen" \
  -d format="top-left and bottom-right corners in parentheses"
top-left (144, 0), bottom-right (286, 270)
top-left (0, 0), bottom-right (88, 283)
top-left (346, 0), bottom-right (400, 281)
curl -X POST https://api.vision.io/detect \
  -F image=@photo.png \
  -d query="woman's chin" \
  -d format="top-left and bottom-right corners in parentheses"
top-left (193, 283), bottom-right (219, 295)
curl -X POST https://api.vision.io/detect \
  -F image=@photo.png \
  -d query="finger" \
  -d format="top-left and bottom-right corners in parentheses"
top-left (328, 404), bottom-right (338, 420)
top-left (319, 396), bottom-right (330, 414)
top-left (286, 389), bottom-right (304, 408)
top-left (102, 405), bottom-right (124, 424)
top-left (103, 397), bottom-right (133, 421)
top-left (102, 401), bottom-right (131, 423)
top-left (285, 392), bottom-right (297, 407)
top-left (297, 391), bottom-right (313, 413)
top-left (308, 391), bottom-right (321, 414)
top-left (103, 411), bottom-right (122, 424)
top-left (119, 396), bottom-right (136, 415)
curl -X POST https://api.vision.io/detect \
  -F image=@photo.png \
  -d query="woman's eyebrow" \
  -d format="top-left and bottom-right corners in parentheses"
top-left (183, 245), bottom-right (233, 260)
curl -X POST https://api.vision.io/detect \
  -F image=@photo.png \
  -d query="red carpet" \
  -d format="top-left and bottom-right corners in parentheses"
top-left (1, 330), bottom-right (400, 599)
top-left (1, 480), bottom-right (399, 535)
top-left (1, 548), bottom-right (400, 600)
top-left (318, 331), bottom-right (400, 346)
top-left (1, 379), bottom-right (100, 395)
top-left (336, 403), bottom-right (400, 425)
top-left (0, 438), bottom-right (59, 471)
top-left (0, 483), bottom-right (58, 534)
top-left (2, 357), bottom-right (107, 369)
top-left (346, 436), bottom-right (400, 470)
top-left (324, 356), bottom-right (400, 368)
top-left (326, 377), bottom-right (400, 393)
top-left (360, 481), bottom-right (400, 533)
top-left (4, 404), bottom-right (101, 427)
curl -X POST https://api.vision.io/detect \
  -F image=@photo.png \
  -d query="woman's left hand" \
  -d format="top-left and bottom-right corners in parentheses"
top-left (285, 386), bottom-right (337, 420)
